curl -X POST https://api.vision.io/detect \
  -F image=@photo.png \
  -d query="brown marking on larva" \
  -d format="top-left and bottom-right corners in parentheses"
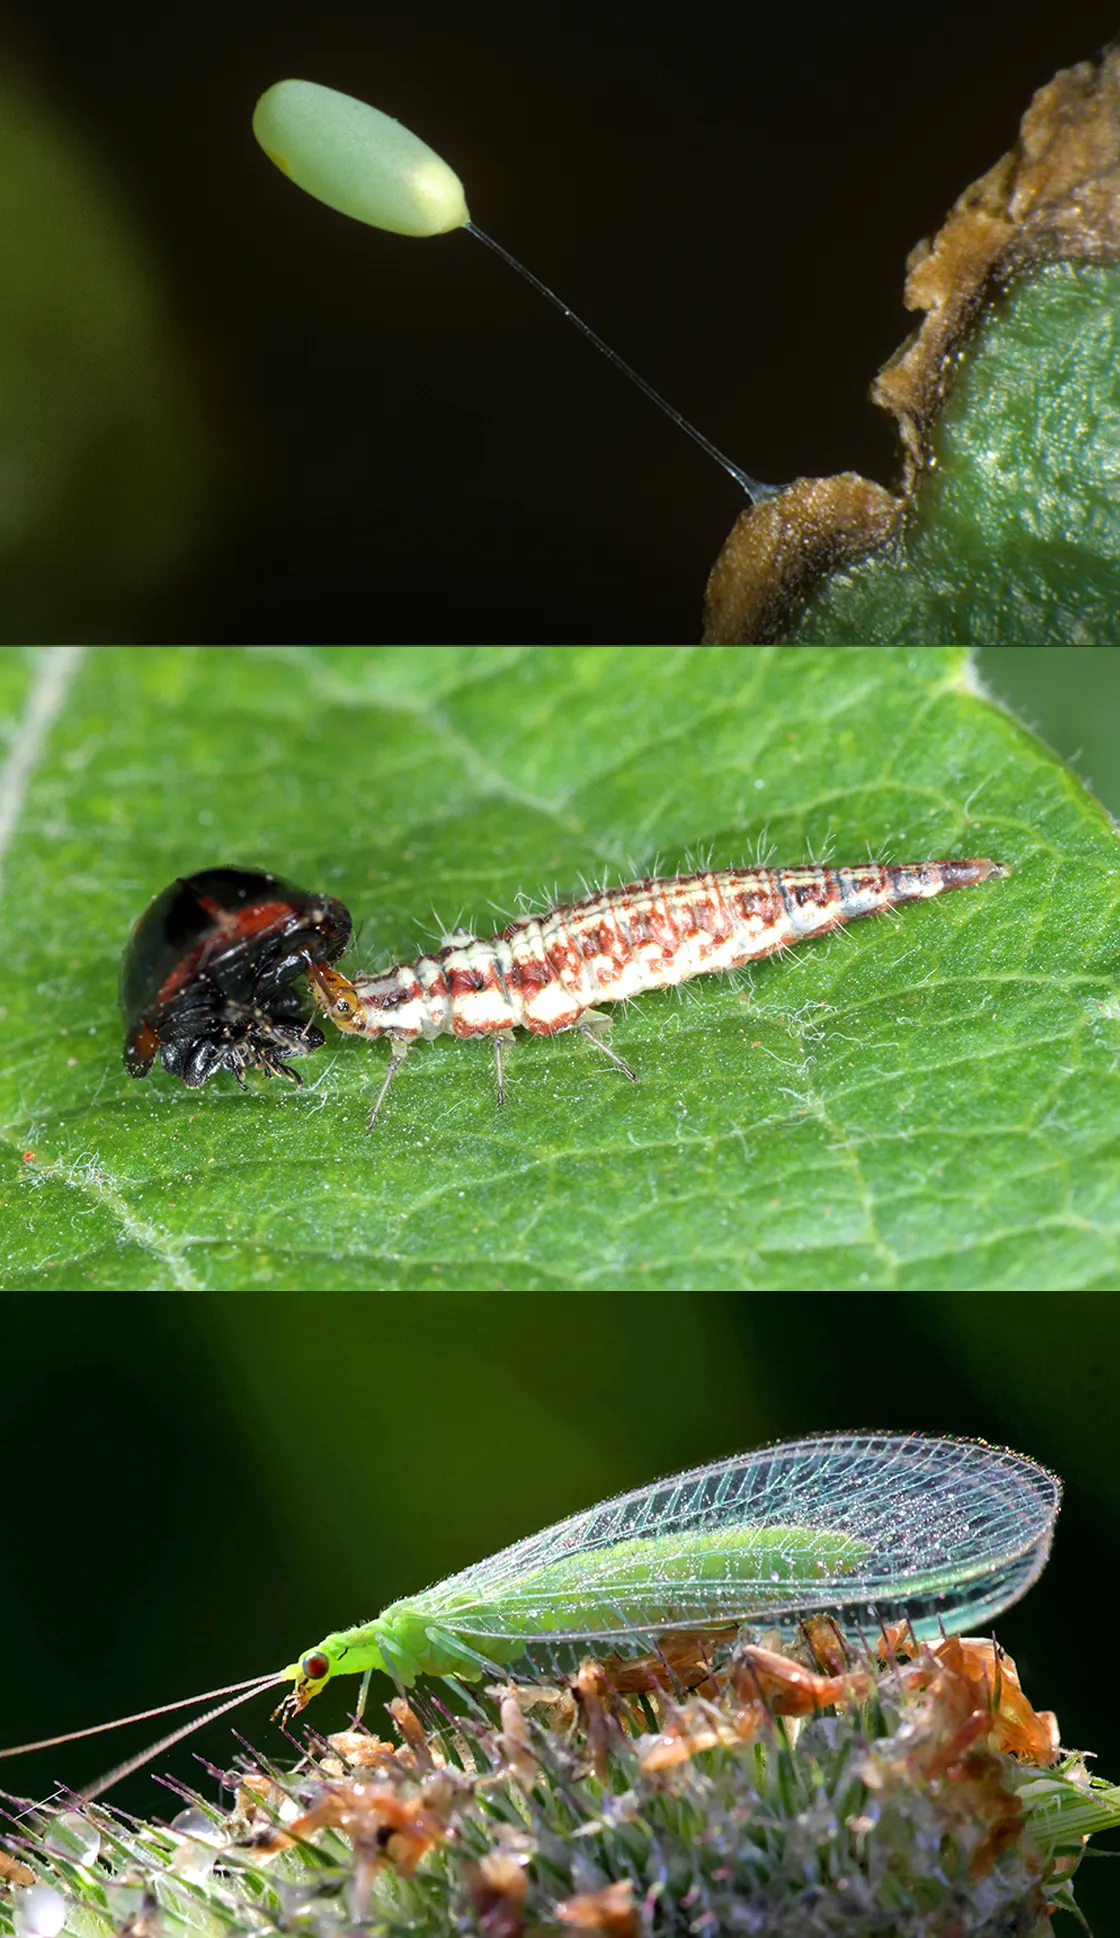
top-left (705, 873), bottom-right (739, 930)
top-left (519, 985), bottom-right (584, 1034)
top-left (382, 967), bottom-right (423, 1010)
top-left (416, 957), bottom-right (453, 1031)
top-left (663, 898), bottom-right (696, 945)
top-left (594, 917), bottom-right (627, 962)
top-left (320, 859), bottom-right (1010, 1118)
top-left (504, 944), bottom-right (556, 995)
top-left (789, 873), bottom-right (843, 912)
top-left (447, 957), bottom-right (509, 1037)
top-left (544, 931), bottom-right (593, 989)
top-left (729, 877), bottom-right (786, 942)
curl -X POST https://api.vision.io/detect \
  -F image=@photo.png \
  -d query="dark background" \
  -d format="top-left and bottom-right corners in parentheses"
top-left (1, 2), bottom-right (1118, 641)
top-left (2, 1292), bottom-right (1119, 1931)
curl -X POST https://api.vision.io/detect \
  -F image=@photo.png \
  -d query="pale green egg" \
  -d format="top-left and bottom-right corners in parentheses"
top-left (253, 79), bottom-right (469, 237)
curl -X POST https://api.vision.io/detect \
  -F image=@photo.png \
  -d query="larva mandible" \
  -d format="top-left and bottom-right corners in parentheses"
top-left (307, 858), bottom-right (1010, 1126)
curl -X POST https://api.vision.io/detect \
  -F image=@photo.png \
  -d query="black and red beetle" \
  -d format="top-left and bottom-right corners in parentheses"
top-left (120, 867), bottom-right (352, 1089)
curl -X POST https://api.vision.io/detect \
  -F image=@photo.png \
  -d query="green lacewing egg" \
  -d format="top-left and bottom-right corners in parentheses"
top-left (253, 79), bottom-right (469, 237)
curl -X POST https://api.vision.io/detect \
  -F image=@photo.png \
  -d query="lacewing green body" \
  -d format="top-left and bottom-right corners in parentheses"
top-left (0, 1433), bottom-right (1061, 1800)
top-left (284, 1433), bottom-right (1061, 1701)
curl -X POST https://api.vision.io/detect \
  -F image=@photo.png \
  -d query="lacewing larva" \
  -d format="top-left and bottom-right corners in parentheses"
top-left (0, 1433), bottom-right (1058, 1799)
top-left (307, 857), bottom-right (1011, 1125)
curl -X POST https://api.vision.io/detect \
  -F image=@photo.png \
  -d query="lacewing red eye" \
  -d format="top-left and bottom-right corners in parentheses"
top-left (307, 857), bottom-right (1012, 1126)
top-left (120, 866), bottom-right (352, 1091)
top-left (302, 1652), bottom-right (331, 1681)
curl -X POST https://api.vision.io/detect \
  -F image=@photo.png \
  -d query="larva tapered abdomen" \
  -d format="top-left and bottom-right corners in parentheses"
top-left (307, 859), bottom-right (1010, 1124)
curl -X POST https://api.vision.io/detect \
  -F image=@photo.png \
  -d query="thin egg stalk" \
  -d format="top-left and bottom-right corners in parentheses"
top-left (250, 76), bottom-right (774, 497)
top-left (252, 79), bottom-right (469, 236)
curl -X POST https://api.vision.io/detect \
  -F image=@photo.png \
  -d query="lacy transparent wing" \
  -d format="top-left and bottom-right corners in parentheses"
top-left (413, 1433), bottom-right (1060, 1644)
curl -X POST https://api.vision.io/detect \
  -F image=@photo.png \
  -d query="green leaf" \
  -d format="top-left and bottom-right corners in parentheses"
top-left (1, 644), bottom-right (1117, 1292)
top-left (791, 266), bottom-right (1120, 643)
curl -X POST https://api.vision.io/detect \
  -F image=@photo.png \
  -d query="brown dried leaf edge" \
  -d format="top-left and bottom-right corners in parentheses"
top-left (703, 37), bottom-right (1120, 644)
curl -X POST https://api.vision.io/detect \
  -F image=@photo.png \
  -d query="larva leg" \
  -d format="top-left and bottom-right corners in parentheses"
top-left (492, 1032), bottom-right (511, 1108)
top-left (578, 1010), bottom-right (637, 1083)
top-left (367, 1041), bottom-right (411, 1129)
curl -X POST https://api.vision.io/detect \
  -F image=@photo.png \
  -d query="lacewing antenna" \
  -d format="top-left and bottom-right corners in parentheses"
top-left (80, 1679), bottom-right (288, 1802)
top-left (0, 1671), bottom-right (284, 1760)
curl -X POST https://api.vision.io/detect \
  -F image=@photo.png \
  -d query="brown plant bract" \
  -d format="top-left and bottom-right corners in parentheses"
top-left (637, 1631), bottom-right (1060, 1783)
top-left (931, 1637), bottom-right (1060, 1770)
top-left (497, 1689), bottom-right (540, 1787)
top-left (800, 1612), bottom-right (857, 1676)
top-left (599, 1629), bottom-right (731, 1698)
top-left (0, 1854), bottom-right (36, 1887)
top-left (11, 1622), bottom-right (1094, 1938)
top-left (571, 1636), bottom-right (739, 1781)
top-left (703, 38), bottom-right (1120, 643)
top-left (287, 1778), bottom-right (453, 1918)
top-left (387, 1696), bottom-right (438, 1770)
top-left (468, 1851), bottom-right (529, 1938)
top-left (573, 1660), bottom-right (624, 1783)
top-left (237, 1770), bottom-right (455, 1883)
top-left (321, 1729), bottom-right (408, 1773)
top-left (859, 1640), bottom-right (1059, 1883)
top-left (555, 1879), bottom-right (640, 1938)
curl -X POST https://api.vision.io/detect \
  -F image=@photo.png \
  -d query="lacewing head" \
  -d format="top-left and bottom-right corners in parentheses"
top-left (305, 960), bottom-right (370, 1034)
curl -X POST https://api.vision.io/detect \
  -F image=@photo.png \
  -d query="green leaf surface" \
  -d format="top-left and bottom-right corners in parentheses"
top-left (1, 645), bottom-right (1117, 1292)
top-left (792, 265), bottom-right (1120, 643)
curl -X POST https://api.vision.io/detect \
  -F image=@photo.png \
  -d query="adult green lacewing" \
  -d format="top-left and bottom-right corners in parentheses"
top-left (0, 1433), bottom-right (1059, 1799)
